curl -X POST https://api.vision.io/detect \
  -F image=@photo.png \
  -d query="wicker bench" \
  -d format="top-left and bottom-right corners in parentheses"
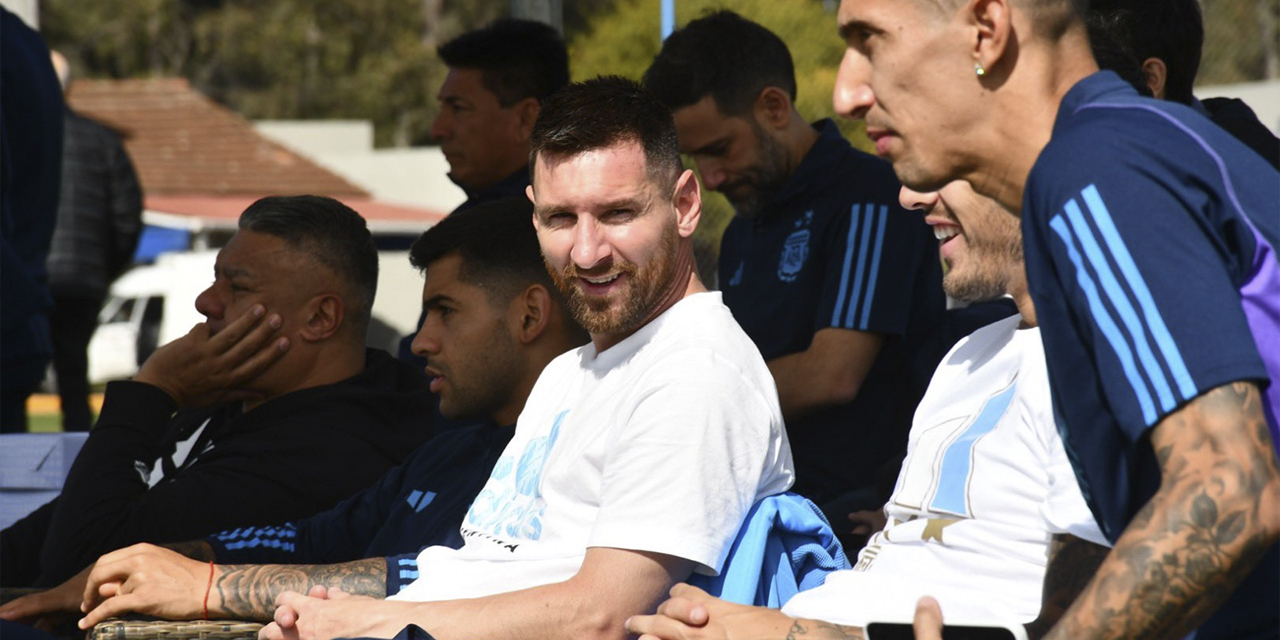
top-left (92, 620), bottom-right (264, 640)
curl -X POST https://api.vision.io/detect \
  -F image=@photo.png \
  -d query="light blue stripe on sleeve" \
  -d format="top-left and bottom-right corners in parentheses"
top-left (929, 383), bottom-right (1017, 516)
top-left (1063, 198), bottom-right (1175, 412)
top-left (832, 204), bottom-right (862, 326)
top-left (1081, 185), bottom-right (1197, 401)
top-left (1050, 214), bottom-right (1158, 424)
top-left (845, 204), bottom-right (876, 329)
top-left (398, 570), bottom-right (419, 580)
top-left (858, 205), bottom-right (889, 329)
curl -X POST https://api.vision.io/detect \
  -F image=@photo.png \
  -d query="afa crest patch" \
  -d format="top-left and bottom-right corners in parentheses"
top-left (778, 229), bottom-right (811, 282)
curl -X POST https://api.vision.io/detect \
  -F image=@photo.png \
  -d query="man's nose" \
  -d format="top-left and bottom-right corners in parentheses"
top-left (833, 49), bottom-right (875, 121)
top-left (899, 185), bottom-right (940, 211)
top-left (410, 316), bottom-right (441, 358)
top-left (697, 158), bottom-right (727, 192)
top-left (431, 110), bottom-right (452, 142)
top-left (194, 284), bottom-right (223, 320)
top-left (570, 217), bottom-right (611, 270)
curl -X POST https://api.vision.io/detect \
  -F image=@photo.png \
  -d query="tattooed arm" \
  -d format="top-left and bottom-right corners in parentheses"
top-left (72, 543), bottom-right (386, 628)
top-left (1042, 382), bottom-right (1280, 640)
top-left (212, 559), bottom-right (386, 620)
top-left (1024, 534), bottom-right (1110, 640)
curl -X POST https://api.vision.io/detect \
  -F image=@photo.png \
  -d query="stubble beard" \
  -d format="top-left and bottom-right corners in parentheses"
top-left (725, 121), bottom-right (791, 221)
top-left (549, 224), bottom-right (680, 338)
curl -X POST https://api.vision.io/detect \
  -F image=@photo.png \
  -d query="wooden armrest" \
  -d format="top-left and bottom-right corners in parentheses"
top-left (92, 619), bottom-right (264, 640)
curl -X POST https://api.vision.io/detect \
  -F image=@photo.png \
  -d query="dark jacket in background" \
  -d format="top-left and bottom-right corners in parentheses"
top-left (0, 7), bottom-right (64, 430)
top-left (0, 349), bottom-right (434, 587)
top-left (46, 109), bottom-right (143, 299)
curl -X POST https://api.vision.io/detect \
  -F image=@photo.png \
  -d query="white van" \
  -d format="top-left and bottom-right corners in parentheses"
top-left (87, 250), bottom-right (422, 385)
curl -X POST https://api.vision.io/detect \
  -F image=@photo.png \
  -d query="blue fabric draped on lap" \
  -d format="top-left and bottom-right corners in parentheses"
top-left (689, 492), bottom-right (850, 607)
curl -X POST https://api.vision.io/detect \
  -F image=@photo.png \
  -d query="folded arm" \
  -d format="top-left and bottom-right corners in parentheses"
top-left (768, 328), bottom-right (883, 422)
top-left (73, 544), bottom-right (387, 627)
top-left (263, 547), bottom-right (694, 640)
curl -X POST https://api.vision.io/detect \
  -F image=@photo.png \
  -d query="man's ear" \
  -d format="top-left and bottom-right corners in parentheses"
top-left (512, 96), bottom-right (540, 142)
top-left (971, 0), bottom-right (1014, 79)
top-left (672, 169), bottom-right (702, 239)
top-left (753, 86), bottom-right (793, 131)
top-left (1141, 57), bottom-right (1167, 99)
top-left (298, 293), bottom-right (345, 342)
top-left (511, 284), bottom-right (552, 344)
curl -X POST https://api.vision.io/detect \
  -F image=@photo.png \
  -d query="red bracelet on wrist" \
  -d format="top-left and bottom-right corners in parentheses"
top-left (203, 561), bottom-right (215, 621)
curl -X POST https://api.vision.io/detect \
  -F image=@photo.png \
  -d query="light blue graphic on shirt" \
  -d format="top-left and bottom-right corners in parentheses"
top-left (778, 210), bottom-right (815, 282)
top-left (465, 410), bottom-right (567, 543)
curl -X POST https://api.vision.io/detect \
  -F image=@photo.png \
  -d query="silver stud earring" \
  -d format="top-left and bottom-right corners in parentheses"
top-left (975, 62), bottom-right (986, 77)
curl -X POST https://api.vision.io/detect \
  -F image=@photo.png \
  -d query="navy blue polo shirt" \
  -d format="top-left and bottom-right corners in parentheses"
top-left (206, 421), bottom-right (513, 597)
top-left (1023, 71), bottom-right (1280, 640)
top-left (719, 119), bottom-right (945, 504)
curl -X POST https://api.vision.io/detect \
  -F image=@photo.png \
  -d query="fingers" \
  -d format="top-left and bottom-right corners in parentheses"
top-left (654, 598), bottom-right (709, 626)
top-left (220, 314), bottom-right (290, 383)
top-left (307, 585), bottom-right (329, 599)
top-left (259, 621), bottom-right (285, 640)
top-left (0, 591), bottom-right (56, 622)
top-left (913, 596), bottom-right (945, 640)
top-left (624, 614), bottom-right (693, 640)
top-left (79, 593), bottom-right (144, 629)
top-left (667, 583), bottom-right (712, 602)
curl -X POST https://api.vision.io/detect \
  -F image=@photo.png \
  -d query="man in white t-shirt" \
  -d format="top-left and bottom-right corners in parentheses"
top-left (627, 181), bottom-right (1109, 640)
top-left (259, 77), bottom-right (794, 640)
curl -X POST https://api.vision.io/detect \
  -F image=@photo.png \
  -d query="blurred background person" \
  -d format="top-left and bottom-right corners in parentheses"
top-left (0, 6), bottom-right (64, 433)
top-left (45, 51), bottom-right (144, 432)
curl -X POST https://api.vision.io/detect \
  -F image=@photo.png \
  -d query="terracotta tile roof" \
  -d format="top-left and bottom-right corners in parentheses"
top-left (66, 78), bottom-right (369, 198)
top-left (145, 194), bottom-right (445, 234)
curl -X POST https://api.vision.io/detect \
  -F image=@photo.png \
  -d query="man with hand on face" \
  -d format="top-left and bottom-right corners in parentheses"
top-left (643, 11), bottom-right (944, 512)
top-left (0, 196), bottom-right (433, 590)
top-left (248, 77), bottom-right (793, 640)
top-left (831, 0), bottom-right (1280, 637)
top-left (398, 18), bottom-right (569, 368)
top-left (0, 198), bottom-right (589, 631)
top-left (628, 182), bottom-right (1108, 640)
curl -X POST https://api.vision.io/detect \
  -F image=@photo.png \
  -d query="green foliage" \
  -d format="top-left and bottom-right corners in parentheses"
top-left (41, 0), bottom-right (471, 147)
top-left (1199, 0), bottom-right (1280, 85)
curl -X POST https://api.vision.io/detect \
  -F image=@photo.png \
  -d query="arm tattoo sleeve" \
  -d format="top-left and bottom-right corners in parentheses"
top-left (214, 558), bottom-right (387, 621)
top-left (1044, 382), bottom-right (1280, 640)
top-left (1025, 534), bottom-right (1110, 639)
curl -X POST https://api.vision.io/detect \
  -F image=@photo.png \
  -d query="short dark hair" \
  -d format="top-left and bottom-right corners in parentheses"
top-left (239, 195), bottom-right (379, 334)
top-left (529, 76), bottom-right (682, 190)
top-left (1086, 10), bottom-right (1154, 98)
top-left (409, 196), bottom-right (553, 306)
top-left (643, 10), bottom-right (796, 116)
top-left (437, 19), bottom-right (569, 107)
top-left (1089, 0), bottom-right (1203, 104)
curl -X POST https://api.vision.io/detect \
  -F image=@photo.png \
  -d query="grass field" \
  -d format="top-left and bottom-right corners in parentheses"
top-left (23, 394), bottom-right (102, 433)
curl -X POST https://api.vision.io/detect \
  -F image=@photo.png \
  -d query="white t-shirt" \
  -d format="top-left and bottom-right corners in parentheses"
top-left (392, 292), bottom-right (795, 602)
top-left (782, 316), bottom-right (1106, 627)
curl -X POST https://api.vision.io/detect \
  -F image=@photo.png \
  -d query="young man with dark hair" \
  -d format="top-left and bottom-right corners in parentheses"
top-left (0, 198), bottom-right (590, 630)
top-left (1088, 0), bottom-right (1280, 169)
top-left (832, 0), bottom-right (1280, 637)
top-left (398, 18), bottom-right (571, 366)
top-left (431, 19), bottom-right (568, 211)
top-left (235, 76), bottom-right (792, 640)
top-left (0, 196), bottom-right (433, 589)
top-left (643, 11), bottom-right (945, 512)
